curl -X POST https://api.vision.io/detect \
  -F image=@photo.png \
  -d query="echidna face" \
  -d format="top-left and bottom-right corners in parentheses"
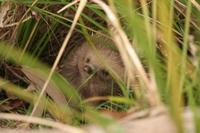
top-left (78, 44), bottom-right (117, 80)
top-left (76, 44), bottom-right (123, 98)
top-left (61, 36), bottom-right (125, 99)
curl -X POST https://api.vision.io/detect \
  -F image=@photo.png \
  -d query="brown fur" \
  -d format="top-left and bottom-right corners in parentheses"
top-left (60, 35), bottom-right (125, 99)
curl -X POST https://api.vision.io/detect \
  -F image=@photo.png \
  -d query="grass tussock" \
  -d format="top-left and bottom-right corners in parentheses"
top-left (0, 0), bottom-right (200, 132)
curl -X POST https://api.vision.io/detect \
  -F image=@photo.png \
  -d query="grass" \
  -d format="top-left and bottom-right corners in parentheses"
top-left (0, 0), bottom-right (200, 132)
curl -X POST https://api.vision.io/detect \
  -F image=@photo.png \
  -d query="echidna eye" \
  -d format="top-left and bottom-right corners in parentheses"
top-left (84, 65), bottom-right (93, 75)
top-left (86, 58), bottom-right (90, 63)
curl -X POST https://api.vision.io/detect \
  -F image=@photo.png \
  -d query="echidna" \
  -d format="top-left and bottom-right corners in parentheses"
top-left (60, 35), bottom-right (125, 101)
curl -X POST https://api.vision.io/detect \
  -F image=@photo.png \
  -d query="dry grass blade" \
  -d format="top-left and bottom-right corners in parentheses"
top-left (91, 0), bottom-right (160, 106)
top-left (22, 67), bottom-right (68, 105)
top-left (0, 113), bottom-right (86, 133)
top-left (57, 0), bottom-right (80, 13)
top-left (191, 0), bottom-right (200, 11)
top-left (1, 16), bottom-right (32, 28)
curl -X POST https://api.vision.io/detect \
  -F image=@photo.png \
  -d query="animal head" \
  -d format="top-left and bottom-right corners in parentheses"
top-left (61, 35), bottom-right (125, 99)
